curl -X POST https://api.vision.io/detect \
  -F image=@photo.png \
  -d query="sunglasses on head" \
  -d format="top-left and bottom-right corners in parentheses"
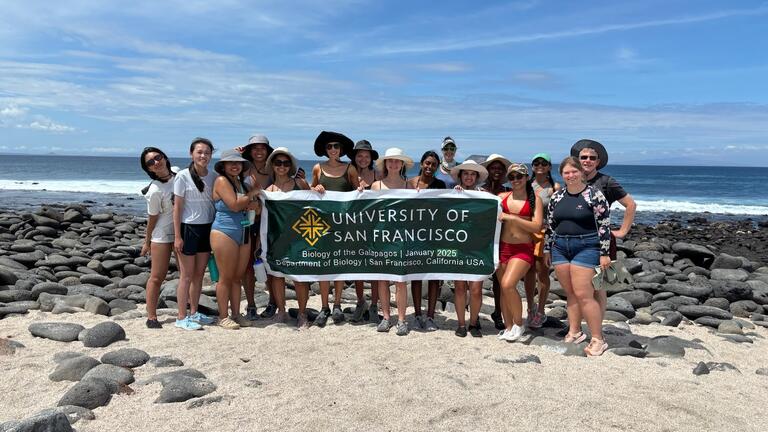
top-left (145, 154), bottom-right (164, 167)
top-left (508, 173), bottom-right (526, 181)
top-left (273, 159), bottom-right (291, 167)
top-left (532, 160), bottom-right (550, 167)
top-left (326, 143), bottom-right (341, 150)
top-left (580, 155), bottom-right (598, 161)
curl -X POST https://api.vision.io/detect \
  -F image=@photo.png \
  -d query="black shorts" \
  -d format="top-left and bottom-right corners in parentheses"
top-left (181, 223), bottom-right (212, 256)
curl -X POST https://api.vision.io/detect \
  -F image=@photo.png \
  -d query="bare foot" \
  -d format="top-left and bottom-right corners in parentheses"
top-left (297, 313), bottom-right (310, 330)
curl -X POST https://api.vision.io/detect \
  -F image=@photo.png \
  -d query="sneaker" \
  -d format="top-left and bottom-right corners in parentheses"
top-left (314, 308), bottom-right (330, 327)
top-left (491, 311), bottom-right (505, 330)
top-left (351, 301), bottom-right (367, 322)
top-left (425, 317), bottom-right (438, 332)
top-left (377, 317), bottom-right (392, 332)
top-left (218, 317), bottom-right (240, 330)
top-left (332, 305), bottom-right (345, 324)
top-left (175, 316), bottom-right (202, 331)
top-left (469, 322), bottom-right (482, 338)
top-left (368, 304), bottom-right (380, 324)
top-left (146, 319), bottom-right (162, 329)
top-left (455, 326), bottom-right (467, 337)
top-left (232, 314), bottom-right (253, 327)
top-left (396, 320), bottom-right (409, 336)
top-left (189, 312), bottom-right (215, 325)
top-left (499, 324), bottom-right (525, 342)
top-left (414, 314), bottom-right (426, 329)
top-left (260, 302), bottom-right (277, 318)
top-left (245, 306), bottom-right (259, 321)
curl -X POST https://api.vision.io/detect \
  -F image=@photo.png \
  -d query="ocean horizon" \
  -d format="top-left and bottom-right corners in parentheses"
top-left (0, 154), bottom-right (765, 225)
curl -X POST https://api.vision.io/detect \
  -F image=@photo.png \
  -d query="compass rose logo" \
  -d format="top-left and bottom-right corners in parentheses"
top-left (292, 208), bottom-right (331, 246)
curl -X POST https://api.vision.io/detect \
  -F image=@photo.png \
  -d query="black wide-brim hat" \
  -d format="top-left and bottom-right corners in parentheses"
top-left (570, 139), bottom-right (608, 170)
top-left (348, 139), bottom-right (379, 162)
top-left (314, 131), bottom-right (354, 157)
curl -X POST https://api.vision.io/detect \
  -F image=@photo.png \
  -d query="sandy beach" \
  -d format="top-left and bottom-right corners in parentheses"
top-left (2, 292), bottom-right (767, 432)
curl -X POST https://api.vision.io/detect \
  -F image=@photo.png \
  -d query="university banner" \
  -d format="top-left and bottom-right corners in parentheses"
top-left (260, 189), bottom-right (500, 282)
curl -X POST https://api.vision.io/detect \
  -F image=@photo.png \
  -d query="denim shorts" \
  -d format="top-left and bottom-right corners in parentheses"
top-left (550, 233), bottom-right (600, 269)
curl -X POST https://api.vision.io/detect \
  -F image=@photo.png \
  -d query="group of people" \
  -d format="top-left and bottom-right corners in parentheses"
top-left (140, 132), bottom-right (636, 356)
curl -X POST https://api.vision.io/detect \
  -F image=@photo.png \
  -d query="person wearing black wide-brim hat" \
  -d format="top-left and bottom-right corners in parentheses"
top-left (310, 131), bottom-right (361, 327)
top-left (569, 139), bottom-right (636, 241)
top-left (570, 138), bottom-right (637, 326)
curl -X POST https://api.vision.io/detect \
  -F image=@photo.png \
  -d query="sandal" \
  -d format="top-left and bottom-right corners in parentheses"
top-left (584, 338), bottom-right (609, 357)
top-left (563, 331), bottom-right (587, 344)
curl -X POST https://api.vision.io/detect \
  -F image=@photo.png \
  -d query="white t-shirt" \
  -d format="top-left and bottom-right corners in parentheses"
top-left (145, 179), bottom-right (175, 243)
top-left (173, 168), bottom-right (216, 224)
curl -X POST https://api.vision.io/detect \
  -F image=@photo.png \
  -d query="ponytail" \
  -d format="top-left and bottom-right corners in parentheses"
top-left (188, 162), bottom-right (205, 192)
top-left (526, 180), bottom-right (536, 217)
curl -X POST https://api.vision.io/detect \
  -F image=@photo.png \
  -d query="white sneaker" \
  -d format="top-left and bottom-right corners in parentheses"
top-left (500, 324), bottom-right (525, 342)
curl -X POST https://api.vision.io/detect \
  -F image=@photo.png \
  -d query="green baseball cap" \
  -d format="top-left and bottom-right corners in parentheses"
top-left (531, 152), bottom-right (551, 163)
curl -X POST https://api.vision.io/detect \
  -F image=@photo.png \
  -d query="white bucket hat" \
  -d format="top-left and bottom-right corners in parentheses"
top-left (265, 147), bottom-right (299, 177)
top-left (450, 160), bottom-right (488, 184)
top-left (376, 147), bottom-right (414, 170)
top-left (481, 153), bottom-right (512, 170)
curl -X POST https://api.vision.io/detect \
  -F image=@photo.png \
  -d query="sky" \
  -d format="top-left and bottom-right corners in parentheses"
top-left (0, 0), bottom-right (767, 166)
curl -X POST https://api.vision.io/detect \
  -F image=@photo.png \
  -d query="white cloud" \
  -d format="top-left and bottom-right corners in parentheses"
top-left (28, 119), bottom-right (75, 132)
top-left (416, 63), bottom-right (471, 73)
top-left (1, 105), bottom-right (27, 118)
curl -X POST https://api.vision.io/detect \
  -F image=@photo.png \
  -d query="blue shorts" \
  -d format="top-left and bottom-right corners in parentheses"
top-left (550, 233), bottom-right (600, 269)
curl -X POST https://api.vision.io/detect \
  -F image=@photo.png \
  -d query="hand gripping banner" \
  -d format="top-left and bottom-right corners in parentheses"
top-left (260, 189), bottom-right (501, 282)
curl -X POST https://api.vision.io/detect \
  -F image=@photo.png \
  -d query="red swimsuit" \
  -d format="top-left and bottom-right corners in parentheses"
top-left (500, 193), bottom-right (535, 266)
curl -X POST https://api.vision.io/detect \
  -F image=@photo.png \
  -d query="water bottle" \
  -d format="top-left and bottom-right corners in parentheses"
top-left (253, 258), bottom-right (267, 283)
top-left (207, 255), bottom-right (219, 282)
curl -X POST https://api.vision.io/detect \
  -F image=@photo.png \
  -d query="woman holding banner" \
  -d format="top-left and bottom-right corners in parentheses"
top-left (451, 160), bottom-right (489, 337)
top-left (371, 148), bottom-right (414, 336)
top-left (496, 163), bottom-right (543, 342)
top-left (264, 147), bottom-right (313, 328)
top-left (210, 149), bottom-right (261, 329)
top-left (481, 154), bottom-right (512, 331)
top-left (407, 150), bottom-right (446, 331)
top-left (310, 131), bottom-right (360, 327)
top-left (544, 156), bottom-right (611, 356)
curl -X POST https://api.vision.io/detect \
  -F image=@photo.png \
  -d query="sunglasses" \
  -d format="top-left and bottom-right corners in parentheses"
top-left (532, 160), bottom-right (550, 167)
top-left (443, 146), bottom-right (456, 151)
top-left (326, 143), bottom-right (341, 150)
top-left (273, 159), bottom-right (291, 167)
top-left (145, 154), bottom-right (164, 167)
top-left (508, 173), bottom-right (526, 181)
top-left (580, 155), bottom-right (598, 161)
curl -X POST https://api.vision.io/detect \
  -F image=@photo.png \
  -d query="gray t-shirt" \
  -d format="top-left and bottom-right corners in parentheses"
top-left (173, 168), bottom-right (216, 224)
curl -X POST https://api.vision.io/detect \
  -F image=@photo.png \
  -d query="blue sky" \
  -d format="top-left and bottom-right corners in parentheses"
top-left (1, 0), bottom-right (767, 165)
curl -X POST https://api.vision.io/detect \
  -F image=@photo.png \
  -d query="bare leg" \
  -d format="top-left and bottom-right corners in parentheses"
top-left (523, 266), bottom-right (538, 313)
top-left (176, 253), bottom-right (196, 319)
top-left (454, 280), bottom-right (467, 327)
top-left (426, 280), bottom-right (439, 318)
top-left (378, 281), bottom-right (391, 320)
top-left (411, 281), bottom-right (422, 316)
top-left (469, 281), bottom-right (482, 326)
top-left (536, 259), bottom-right (551, 315)
top-left (572, 265), bottom-right (603, 340)
top-left (394, 282), bottom-right (407, 321)
top-left (146, 243), bottom-right (171, 321)
top-left (500, 259), bottom-right (531, 330)
top-left (229, 242), bottom-right (250, 317)
top-left (492, 274), bottom-right (502, 315)
top-left (188, 252), bottom-right (210, 315)
top-left (333, 280), bottom-right (344, 307)
top-left (554, 263), bottom-right (582, 336)
top-left (211, 232), bottom-right (238, 320)
top-left (319, 281), bottom-right (330, 310)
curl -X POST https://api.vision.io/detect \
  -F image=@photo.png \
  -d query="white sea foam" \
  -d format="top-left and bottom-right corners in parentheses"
top-left (630, 199), bottom-right (768, 216)
top-left (0, 180), bottom-right (148, 195)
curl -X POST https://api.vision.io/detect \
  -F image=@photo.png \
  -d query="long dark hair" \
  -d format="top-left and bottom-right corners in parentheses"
top-left (530, 164), bottom-right (556, 191)
top-left (188, 137), bottom-right (214, 192)
top-left (418, 150), bottom-right (440, 176)
top-left (214, 162), bottom-right (250, 195)
top-left (526, 180), bottom-right (536, 217)
top-left (140, 147), bottom-right (172, 181)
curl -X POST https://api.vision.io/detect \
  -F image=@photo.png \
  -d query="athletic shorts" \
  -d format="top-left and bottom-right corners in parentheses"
top-left (550, 232), bottom-right (600, 269)
top-left (180, 223), bottom-right (212, 256)
top-left (500, 241), bottom-right (535, 266)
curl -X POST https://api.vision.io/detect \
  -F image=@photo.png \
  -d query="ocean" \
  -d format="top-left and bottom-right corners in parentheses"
top-left (0, 154), bottom-right (765, 225)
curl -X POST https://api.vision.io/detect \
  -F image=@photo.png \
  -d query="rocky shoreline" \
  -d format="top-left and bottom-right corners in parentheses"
top-left (1, 204), bottom-right (768, 430)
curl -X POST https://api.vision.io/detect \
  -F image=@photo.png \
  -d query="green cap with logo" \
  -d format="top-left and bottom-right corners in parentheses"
top-left (531, 152), bottom-right (551, 163)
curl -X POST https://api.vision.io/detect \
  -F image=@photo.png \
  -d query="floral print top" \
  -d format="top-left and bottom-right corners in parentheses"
top-left (544, 185), bottom-right (611, 256)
